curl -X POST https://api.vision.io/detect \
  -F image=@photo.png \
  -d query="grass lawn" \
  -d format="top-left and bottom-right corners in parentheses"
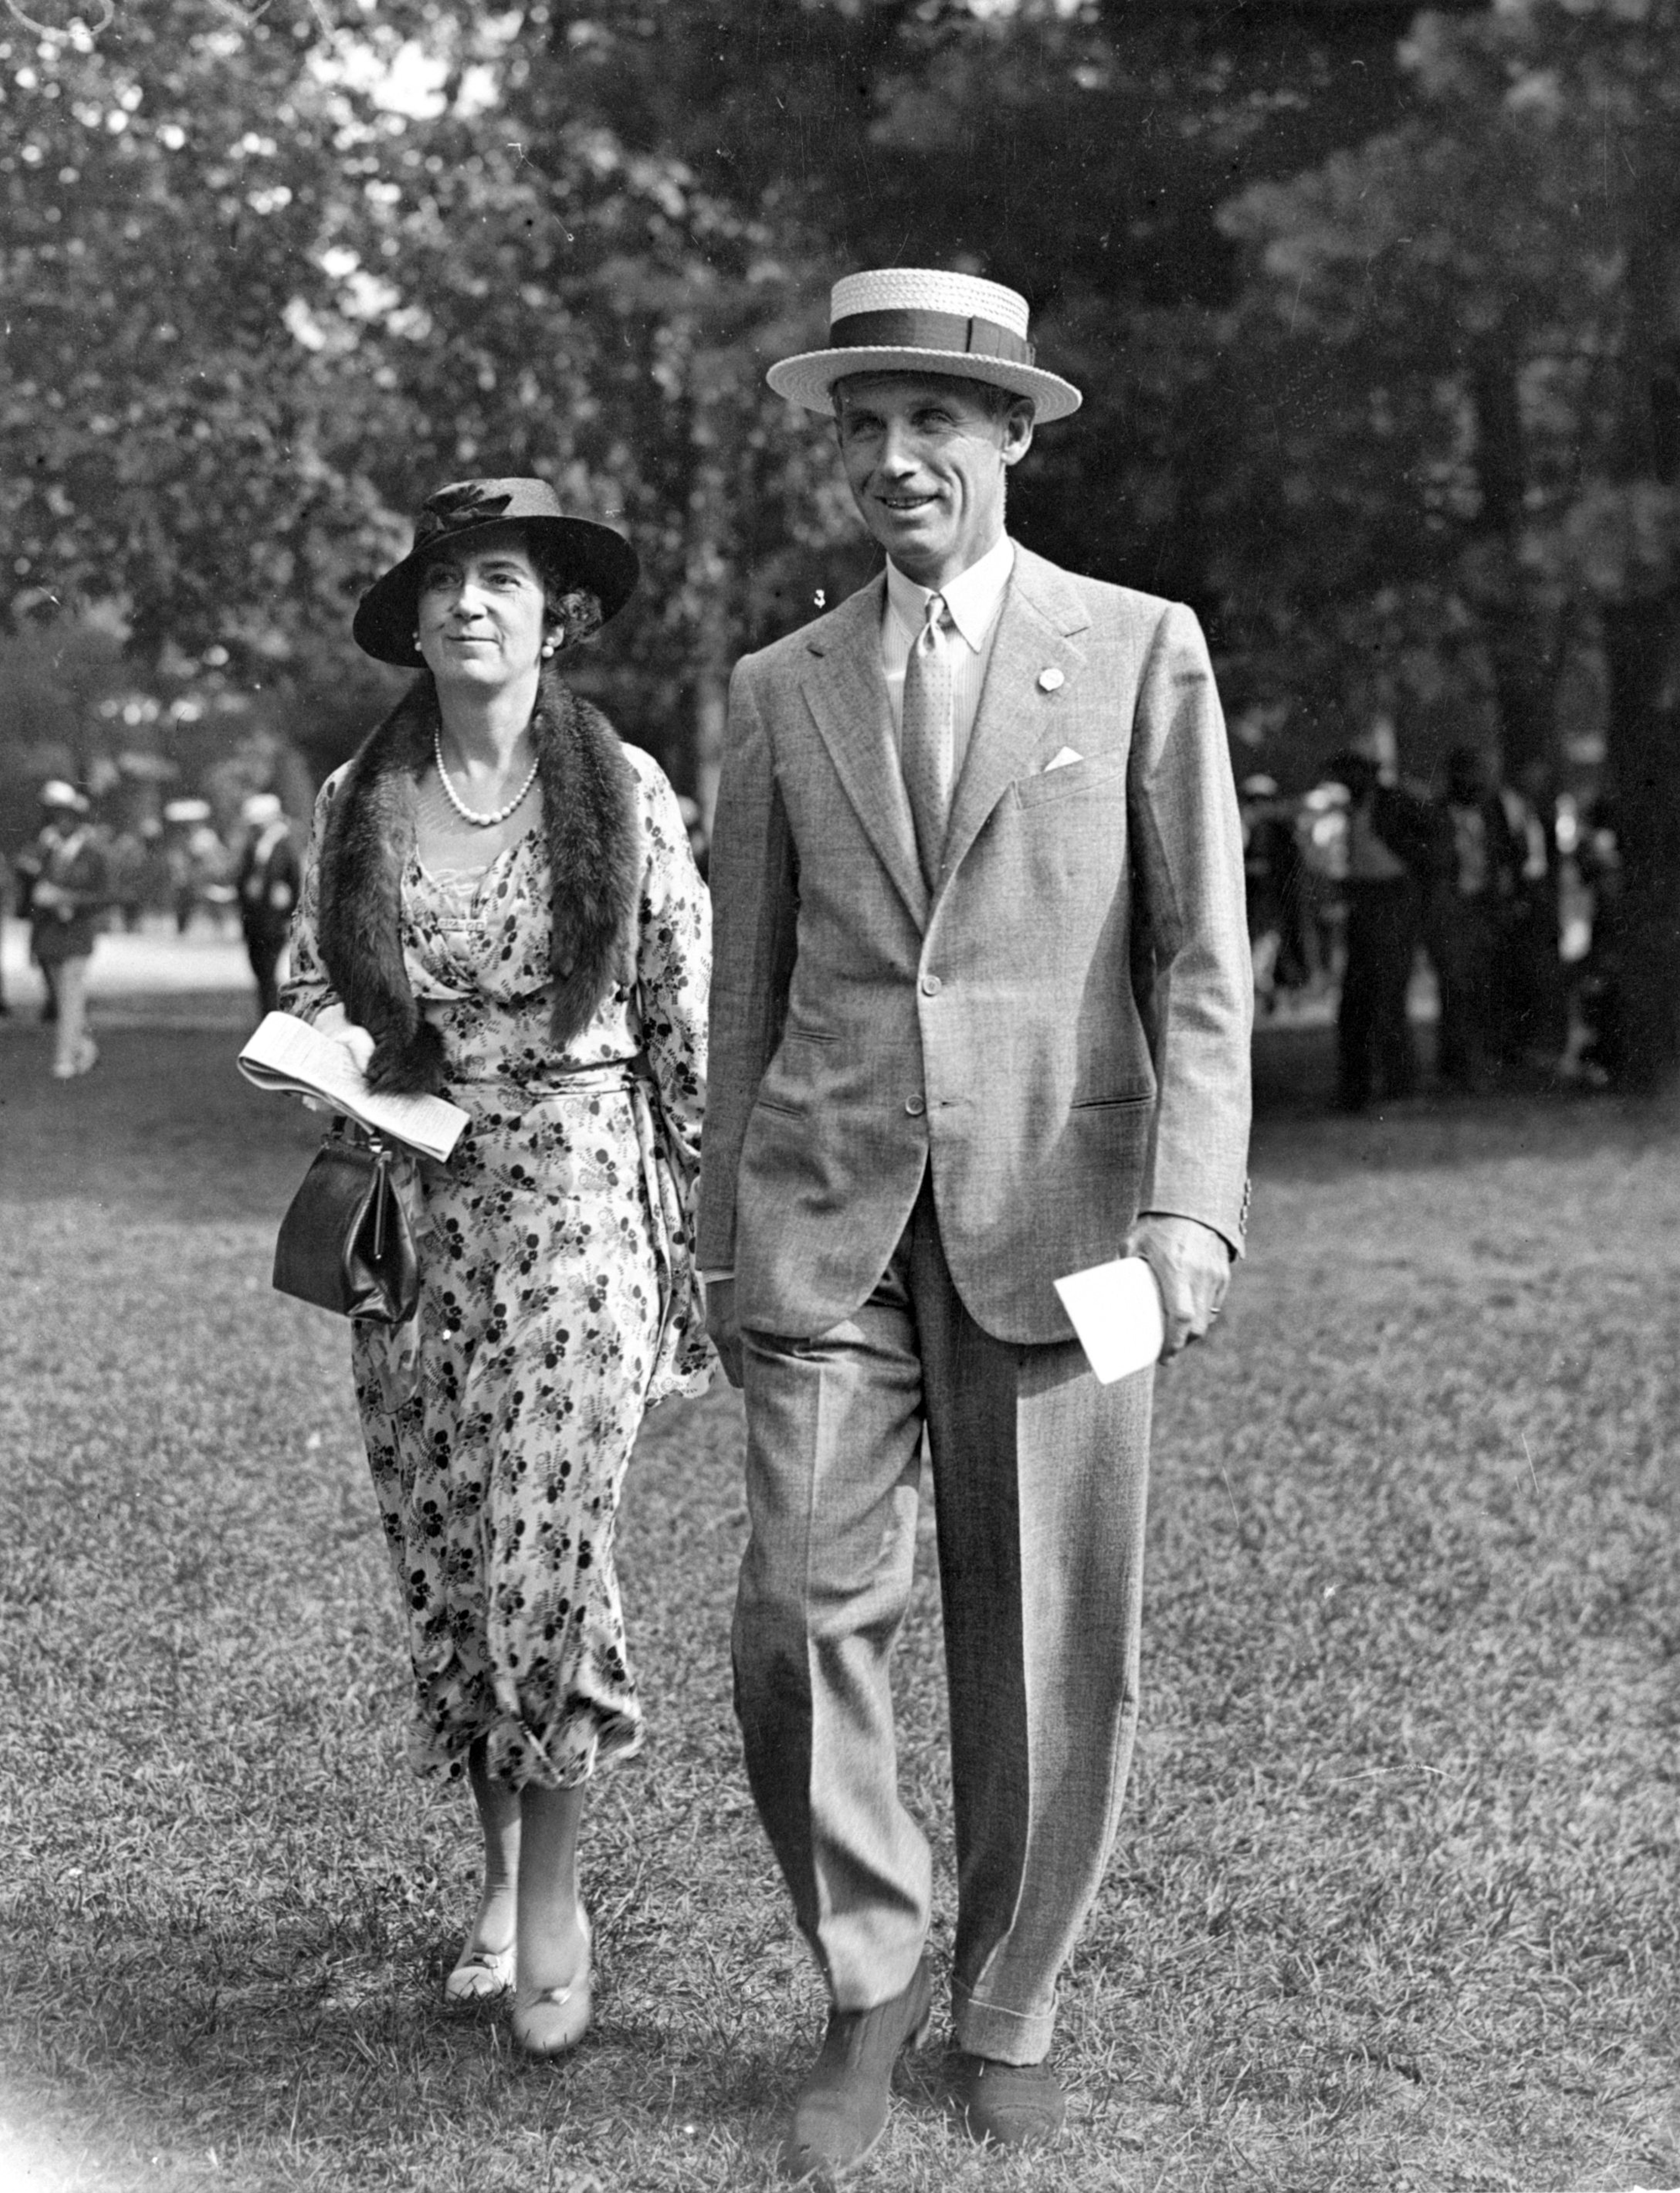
top-left (1, 1010), bottom-right (1676, 2192)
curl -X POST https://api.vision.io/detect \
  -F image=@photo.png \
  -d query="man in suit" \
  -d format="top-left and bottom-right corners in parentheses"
top-left (698, 268), bottom-right (1252, 2180)
top-left (234, 791), bottom-right (301, 1019)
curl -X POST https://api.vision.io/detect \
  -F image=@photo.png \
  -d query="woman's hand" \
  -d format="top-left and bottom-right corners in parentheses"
top-left (313, 1003), bottom-right (377, 1074)
top-left (300, 1004), bottom-right (377, 1111)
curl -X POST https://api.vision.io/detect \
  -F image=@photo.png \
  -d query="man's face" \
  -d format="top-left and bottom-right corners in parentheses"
top-left (833, 373), bottom-right (1033, 589)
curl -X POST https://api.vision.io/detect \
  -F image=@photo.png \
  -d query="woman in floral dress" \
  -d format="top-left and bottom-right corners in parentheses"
top-left (284, 478), bottom-right (711, 2056)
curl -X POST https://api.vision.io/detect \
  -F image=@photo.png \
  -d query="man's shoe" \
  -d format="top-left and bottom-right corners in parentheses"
top-left (780, 1955), bottom-right (933, 2183)
top-left (946, 2050), bottom-right (1066, 2149)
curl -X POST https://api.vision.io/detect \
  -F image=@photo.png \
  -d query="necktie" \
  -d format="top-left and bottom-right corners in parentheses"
top-left (901, 591), bottom-right (953, 892)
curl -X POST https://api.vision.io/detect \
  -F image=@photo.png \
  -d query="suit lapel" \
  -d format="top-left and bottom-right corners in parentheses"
top-left (942, 550), bottom-right (1091, 885)
top-left (798, 578), bottom-right (930, 928)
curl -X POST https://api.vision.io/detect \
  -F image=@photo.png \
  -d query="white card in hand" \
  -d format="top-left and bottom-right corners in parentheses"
top-left (1053, 1256), bottom-right (1165, 1384)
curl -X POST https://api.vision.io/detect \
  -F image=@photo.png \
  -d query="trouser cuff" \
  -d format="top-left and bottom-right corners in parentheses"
top-left (950, 1978), bottom-right (1055, 2066)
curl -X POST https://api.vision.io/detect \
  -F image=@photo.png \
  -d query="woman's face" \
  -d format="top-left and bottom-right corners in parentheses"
top-left (415, 524), bottom-right (552, 690)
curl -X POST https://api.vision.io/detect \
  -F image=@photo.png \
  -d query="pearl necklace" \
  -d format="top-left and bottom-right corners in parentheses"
top-left (432, 723), bottom-right (539, 828)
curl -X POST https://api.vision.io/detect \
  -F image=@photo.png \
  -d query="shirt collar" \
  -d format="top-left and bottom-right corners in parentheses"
top-left (886, 533), bottom-right (1016, 654)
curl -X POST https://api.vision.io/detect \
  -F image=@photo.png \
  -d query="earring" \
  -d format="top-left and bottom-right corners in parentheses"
top-left (541, 639), bottom-right (557, 658)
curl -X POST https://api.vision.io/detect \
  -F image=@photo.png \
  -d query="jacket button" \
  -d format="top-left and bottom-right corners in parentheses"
top-left (920, 973), bottom-right (942, 997)
top-left (904, 1094), bottom-right (926, 1117)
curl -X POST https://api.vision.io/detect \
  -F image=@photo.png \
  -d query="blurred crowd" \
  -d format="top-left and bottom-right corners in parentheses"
top-left (2, 770), bottom-right (713, 1073)
top-left (2, 779), bottom-right (301, 1069)
top-left (3, 750), bottom-right (1624, 1108)
top-left (1241, 737), bottom-right (1625, 1110)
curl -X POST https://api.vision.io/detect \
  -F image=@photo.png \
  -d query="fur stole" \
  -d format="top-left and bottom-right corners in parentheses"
top-left (315, 665), bottom-right (640, 1093)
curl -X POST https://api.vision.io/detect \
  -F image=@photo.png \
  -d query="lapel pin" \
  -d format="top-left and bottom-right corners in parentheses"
top-left (1038, 666), bottom-right (1065, 692)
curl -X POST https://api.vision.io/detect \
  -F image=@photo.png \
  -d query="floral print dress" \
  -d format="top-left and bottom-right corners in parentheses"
top-left (284, 743), bottom-right (711, 1790)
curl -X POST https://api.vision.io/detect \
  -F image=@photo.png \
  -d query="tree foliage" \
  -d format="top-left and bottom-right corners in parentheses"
top-left (0, 0), bottom-right (1456, 811)
top-left (1217, 2), bottom-right (1679, 766)
top-left (5, 2), bottom-right (1678, 874)
top-left (0, 0), bottom-right (855, 801)
top-left (1217, 0), bottom-right (1680, 1076)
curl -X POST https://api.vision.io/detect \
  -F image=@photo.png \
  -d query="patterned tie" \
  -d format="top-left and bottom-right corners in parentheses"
top-left (901, 591), bottom-right (953, 892)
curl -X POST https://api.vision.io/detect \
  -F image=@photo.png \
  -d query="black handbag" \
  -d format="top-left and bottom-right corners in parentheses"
top-left (272, 1122), bottom-right (420, 1325)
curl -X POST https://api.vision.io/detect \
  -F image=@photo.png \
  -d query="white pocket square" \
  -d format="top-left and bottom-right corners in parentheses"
top-left (1044, 746), bottom-right (1085, 772)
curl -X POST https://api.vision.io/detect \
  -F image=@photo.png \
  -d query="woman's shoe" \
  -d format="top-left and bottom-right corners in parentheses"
top-left (511, 1912), bottom-right (592, 2058)
top-left (444, 1940), bottom-right (515, 2003)
top-left (52, 1037), bottom-right (97, 1080)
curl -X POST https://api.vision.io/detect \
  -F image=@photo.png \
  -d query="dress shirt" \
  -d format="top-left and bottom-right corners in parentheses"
top-left (883, 533), bottom-right (1016, 786)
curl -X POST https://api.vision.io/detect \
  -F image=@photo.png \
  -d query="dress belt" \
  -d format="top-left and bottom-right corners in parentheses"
top-left (453, 1054), bottom-right (647, 1097)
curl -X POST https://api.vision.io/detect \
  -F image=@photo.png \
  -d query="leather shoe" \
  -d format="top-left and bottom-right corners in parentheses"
top-left (946, 2051), bottom-right (1066, 2149)
top-left (781, 1955), bottom-right (933, 2183)
top-left (511, 1911), bottom-right (592, 2058)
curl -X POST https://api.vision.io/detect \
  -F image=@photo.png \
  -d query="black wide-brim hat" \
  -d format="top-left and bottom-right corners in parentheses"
top-left (352, 477), bottom-right (640, 668)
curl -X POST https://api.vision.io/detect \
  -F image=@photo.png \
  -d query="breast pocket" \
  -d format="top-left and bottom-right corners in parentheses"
top-left (1014, 751), bottom-right (1127, 810)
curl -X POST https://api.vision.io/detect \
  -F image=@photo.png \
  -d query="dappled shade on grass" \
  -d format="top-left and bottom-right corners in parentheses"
top-left (0, 1022), bottom-right (1676, 2190)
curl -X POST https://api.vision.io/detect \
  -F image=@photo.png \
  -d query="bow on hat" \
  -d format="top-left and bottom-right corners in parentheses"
top-left (413, 483), bottom-right (515, 546)
top-left (350, 476), bottom-right (640, 668)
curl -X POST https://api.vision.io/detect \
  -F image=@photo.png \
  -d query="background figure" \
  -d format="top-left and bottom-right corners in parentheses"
top-left (1494, 761), bottom-right (1564, 1068)
top-left (19, 780), bottom-right (108, 1078)
top-left (234, 791), bottom-right (300, 1018)
top-left (1429, 745), bottom-right (1525, 1095)
top-left (13, 820), bottom-right (52, 1020)
top-left (1241, 774), bottom-right (1311, 1013)
top-left (1573, 796), bottom-right (1628, 1085)
top-left (105, 826), bottom-right (149, 933)
top-left (1325, 748), bottom-right (1434, 1113)
top-left (162, 798), bottom-right (230, 933)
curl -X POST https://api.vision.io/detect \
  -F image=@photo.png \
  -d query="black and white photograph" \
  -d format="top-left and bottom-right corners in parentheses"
top-left (2, 3), bottom-right (1676, 2188)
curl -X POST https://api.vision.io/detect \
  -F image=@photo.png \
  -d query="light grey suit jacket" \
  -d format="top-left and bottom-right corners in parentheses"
top-left (698, 546), bottom-right (1252, 1346)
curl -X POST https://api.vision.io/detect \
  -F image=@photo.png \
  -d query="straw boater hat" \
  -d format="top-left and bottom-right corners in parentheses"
top-left (352, 477), bottom-right (640, 669)
top-left (767, 268), bottom-right (1082, 424)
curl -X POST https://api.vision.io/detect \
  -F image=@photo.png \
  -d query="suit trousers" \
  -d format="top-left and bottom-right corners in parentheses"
top-left (732, 1176), bottom-right (1153, 2066)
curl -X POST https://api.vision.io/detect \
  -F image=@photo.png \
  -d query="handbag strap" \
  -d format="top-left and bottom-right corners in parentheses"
top-left (322, 1117), bottom-right (394, 1258)
top-left (368, 1144), bottom-right (390, 1260)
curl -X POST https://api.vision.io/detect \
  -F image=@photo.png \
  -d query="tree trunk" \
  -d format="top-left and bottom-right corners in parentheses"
top-left (1603, 593), bottom-right (1680, 1090)
top-left (1470, 350), bottom-right (1555, 782)
top-left (1601, 210), bottom-right (1680, 1089)
top-left (685, 383), bottom-right (736, 834)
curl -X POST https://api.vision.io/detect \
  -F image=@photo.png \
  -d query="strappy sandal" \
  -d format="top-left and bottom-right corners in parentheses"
top-left (511, 1912), bottom-right (592, 2057)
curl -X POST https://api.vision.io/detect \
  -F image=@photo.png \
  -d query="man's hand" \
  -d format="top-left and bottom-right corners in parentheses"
top-left (1126, 1213), bottom-right (1232, 1361)
top-left (705, 1275), bottom-right (744, 1389)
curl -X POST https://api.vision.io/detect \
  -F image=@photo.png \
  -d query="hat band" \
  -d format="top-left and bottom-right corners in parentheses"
top-left (828, 307), bottom-right (1036, 368)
